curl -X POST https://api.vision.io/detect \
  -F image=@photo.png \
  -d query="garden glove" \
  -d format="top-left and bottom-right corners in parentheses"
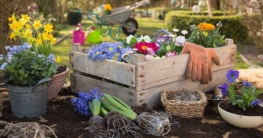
top-left (200, 48), bottom-right (220, 84)
top-left (181, 42), bottom-right (209, 82)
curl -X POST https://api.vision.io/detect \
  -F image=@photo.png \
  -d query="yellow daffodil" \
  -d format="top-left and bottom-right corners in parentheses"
top-left (9, 32), bottom-right (16, 40)
top-left (36, 38), bottom-right (42, 45)
top-left (44, 23), bottom-right (53, 33)
top-left (8, 14), bottom-right (15, 22)
top-left (24, 29), bottom-right (32, 38)
top-left (104, 4), bottom-right (112, 11)
top-left (51, 38), bottom-right (56, 44)
top-left (8, 13), bottom-right (55, 56)
top-left (55, 56), bottom-right (61, 64)
top-left (21, 14), bottom-right (31, 23)
top-left (25, 24), bottom-right (31, 29)
top-left (33, 20), bottom-right (42, 30)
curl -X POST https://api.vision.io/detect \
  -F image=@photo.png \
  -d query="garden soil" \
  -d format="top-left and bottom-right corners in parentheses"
top-left (0, 84), bottom-right (263, 138)
top-left (1, 44), bottom-right (263, 137)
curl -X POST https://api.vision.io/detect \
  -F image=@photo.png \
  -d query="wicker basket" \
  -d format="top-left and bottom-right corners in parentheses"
top-left (161, 89), bottom-right (207, 118)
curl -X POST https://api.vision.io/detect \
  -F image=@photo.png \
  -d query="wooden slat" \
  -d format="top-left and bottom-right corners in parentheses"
top-left (70, 73), bottom-right (137, 106)
top-left (136, 44), bottom-right (236, 86)
top-left (70, 51), bottom-right (136, 87)
top-left (137, 67), bottom-right (232, 107)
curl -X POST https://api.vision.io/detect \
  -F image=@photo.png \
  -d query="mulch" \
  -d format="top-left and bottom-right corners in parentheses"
top-left (0, 84), bottom-right (263, 138)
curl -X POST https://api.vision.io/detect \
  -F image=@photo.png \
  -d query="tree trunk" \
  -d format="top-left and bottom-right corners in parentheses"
top-left (206, 0), bottom-right (213, 16)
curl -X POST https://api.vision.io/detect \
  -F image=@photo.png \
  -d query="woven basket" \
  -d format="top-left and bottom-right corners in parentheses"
top-left (161, 89), bottom-right (207, 118)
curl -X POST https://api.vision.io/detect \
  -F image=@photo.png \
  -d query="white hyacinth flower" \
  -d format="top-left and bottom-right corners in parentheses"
top-left (173, 28), bottom-right (179, 32)
top-left (181, 30), bottom-right (188, 35)
top-left (176, 36), bottom-right (186, 46)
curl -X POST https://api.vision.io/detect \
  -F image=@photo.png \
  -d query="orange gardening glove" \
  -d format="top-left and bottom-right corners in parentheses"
top-left (181, 42), bottom-right (209, 82)
top-left (200, 48), bottom-right (220, 84)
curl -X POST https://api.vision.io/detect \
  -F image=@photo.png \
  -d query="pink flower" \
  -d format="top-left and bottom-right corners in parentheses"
top-left (165, 51), bottom-right (177, 57)
top-left (134, 42), bottom-right (159, 55)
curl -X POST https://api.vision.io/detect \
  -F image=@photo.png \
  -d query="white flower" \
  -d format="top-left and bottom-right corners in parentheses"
top-left (173, 29), bottom-right (179, 32)
top-left (181, 30), bottom-right (188, 35)
top-left (145, 55), bottom-right (154, 61)
top-left (176, 36), bottom-right (186, 46)
top-left (166, 45), bottom-right (171, 51)
top-left (140, 35), bottom-right (151, 43)
top-left (169, 34), bottom-right (175, 38)
top-left (126, 35), bottom-right (134, 44)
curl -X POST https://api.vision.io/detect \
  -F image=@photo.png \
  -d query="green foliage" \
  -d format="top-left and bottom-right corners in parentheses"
top-left (67, 8), bottom-right (82, 25)
top-left (219, 69), bottom-right (263, 111)
top-left (151, 7), bottom-right (191, 20)
top-left (165, 10), bottom-right (249, 43)
top-left (1, 44), bottom-right (57, 86)
top-left (187, 22), bottom-right (225, 48)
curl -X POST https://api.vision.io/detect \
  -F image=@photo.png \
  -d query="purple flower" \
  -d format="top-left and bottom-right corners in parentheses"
top-left (242, 81), bottom-right (252, 88)
top-left (218, 83), bottom-right (229, 96)
top-left (226, 69), bottom-right (239, 83)
top-left (46, 54), bottom-right (55, 65)
top-left (71, 88), bottom-right (104, 116)
top-left (165, 51), bottom-right (177, 57)
top-left (251, 99), bottom-right (262, 107)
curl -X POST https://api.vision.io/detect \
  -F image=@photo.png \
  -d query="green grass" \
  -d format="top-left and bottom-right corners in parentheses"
top-left (52, 17), bottom-right (249, 81)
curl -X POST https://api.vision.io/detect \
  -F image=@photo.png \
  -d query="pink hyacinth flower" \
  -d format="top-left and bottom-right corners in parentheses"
top-left (165, 51), bottom-right (177, 57)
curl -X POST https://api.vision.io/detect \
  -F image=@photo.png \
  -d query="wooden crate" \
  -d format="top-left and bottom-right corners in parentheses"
top-left (70, 39), bottom-right (236, 107)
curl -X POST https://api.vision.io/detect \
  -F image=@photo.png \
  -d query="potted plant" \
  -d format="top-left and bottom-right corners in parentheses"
top-left (218, 69), bottom-right (263, 128)
top-left (0, 43), bottom-right (57, 118)
top-left (8, 13), bottom-right (69, 99)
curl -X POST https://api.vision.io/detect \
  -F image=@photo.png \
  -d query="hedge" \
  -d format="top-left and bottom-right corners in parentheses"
top-left (151, 7), bottom-right (192, 20)
top-left (165, 10), bottom-right (249, 43)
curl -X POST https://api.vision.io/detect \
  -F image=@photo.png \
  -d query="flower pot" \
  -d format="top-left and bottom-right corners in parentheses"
top-left (218, 102), bottom-right (263, 128)
top-left (48, 67), bottom-right (69, 99)
top-left (6, 78), bottom-right (52, 118)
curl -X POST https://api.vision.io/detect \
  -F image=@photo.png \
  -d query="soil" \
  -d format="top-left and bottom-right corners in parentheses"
top-left (0, 85), bottom-right (263, 138)
top-left (56, 66), bottom-right (67, 74)
top-left (0, 43), bottom-right (262, 138)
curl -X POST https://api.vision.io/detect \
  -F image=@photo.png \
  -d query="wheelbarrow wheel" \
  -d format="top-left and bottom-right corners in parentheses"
top-left (122, 18), bottom-right (138, 36)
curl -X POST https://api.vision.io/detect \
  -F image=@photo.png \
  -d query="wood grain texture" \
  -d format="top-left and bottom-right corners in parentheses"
top-left (136, 44), bottom-right (236, 86)
top-left (137, 67), bottom-right (232, 107)
top-left (70, 73), bottom-right (137, 106)
top-left (70, 51), bottom-right (136, 87)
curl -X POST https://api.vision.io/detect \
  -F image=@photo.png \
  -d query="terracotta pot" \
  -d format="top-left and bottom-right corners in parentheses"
top-left (48, 67), bottom-right (70, 99)
top-left (218, 102), bottom-right (263, 128)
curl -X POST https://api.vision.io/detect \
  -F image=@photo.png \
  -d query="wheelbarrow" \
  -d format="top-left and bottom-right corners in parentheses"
top-left (86, 0), bottom-right (150, 40)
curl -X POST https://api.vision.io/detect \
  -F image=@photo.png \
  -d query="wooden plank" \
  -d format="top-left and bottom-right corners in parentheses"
top-left (70, 51), bottom-right (136, 87)
top-left (136, 44), bottom-right (236, 86)
top-left (70, 73), bottom-right (137, 106)
top-left (137, 67), bottom-right (232, 107)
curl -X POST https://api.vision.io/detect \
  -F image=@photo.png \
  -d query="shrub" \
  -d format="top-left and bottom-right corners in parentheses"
top-left (152, 7), bottom-right (191, 20)
top-left (165, 10), bottom-right (249, 43)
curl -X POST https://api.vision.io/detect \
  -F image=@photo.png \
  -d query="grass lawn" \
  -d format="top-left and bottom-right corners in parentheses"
top-left (52, 17), bottom-right (249, 81)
